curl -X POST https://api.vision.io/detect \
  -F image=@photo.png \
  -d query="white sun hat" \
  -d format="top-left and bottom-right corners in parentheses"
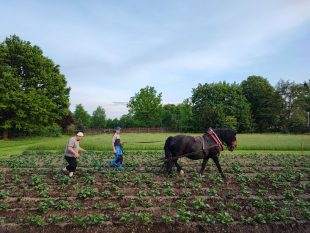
top-left (76, 132), bottom-right (84, 137)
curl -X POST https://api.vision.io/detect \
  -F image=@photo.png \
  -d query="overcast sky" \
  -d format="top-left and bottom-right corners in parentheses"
top-left (1, 0), bottom-right (309, 118)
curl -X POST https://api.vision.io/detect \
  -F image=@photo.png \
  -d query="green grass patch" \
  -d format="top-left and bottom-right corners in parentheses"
top-left (0, 133), bottom-right (309, 156)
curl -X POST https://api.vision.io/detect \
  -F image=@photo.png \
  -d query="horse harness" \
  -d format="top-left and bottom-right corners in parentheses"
top-left (195, 128), bottom-right (224, 152)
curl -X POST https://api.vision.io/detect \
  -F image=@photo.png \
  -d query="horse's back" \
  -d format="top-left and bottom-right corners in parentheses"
top-left (166, 135), bottom-right (195, 154)
top-left (167, 135), bottom-right (205, 159)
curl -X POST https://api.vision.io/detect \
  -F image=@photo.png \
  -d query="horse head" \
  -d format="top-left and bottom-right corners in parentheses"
top-left (213, 128), bottom-right (237, 151)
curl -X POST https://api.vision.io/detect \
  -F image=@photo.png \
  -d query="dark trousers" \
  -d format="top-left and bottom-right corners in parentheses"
top-left (115, 155), bottom-right (123, 165)
top-left (65, 156), bottom-right (77, 172)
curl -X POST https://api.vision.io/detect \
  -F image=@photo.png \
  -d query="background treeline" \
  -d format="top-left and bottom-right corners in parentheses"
top-left (71, 79), bottom-right (309, 134)
top-left (1, 36), bottom-right (309, 138)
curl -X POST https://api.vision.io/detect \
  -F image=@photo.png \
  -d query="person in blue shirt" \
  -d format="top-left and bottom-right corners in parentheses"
top-left (109, 127), bottom-right (124, 170)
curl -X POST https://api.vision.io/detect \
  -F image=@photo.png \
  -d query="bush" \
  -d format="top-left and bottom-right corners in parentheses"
top-left (33, 124), bottom-right (62, 137)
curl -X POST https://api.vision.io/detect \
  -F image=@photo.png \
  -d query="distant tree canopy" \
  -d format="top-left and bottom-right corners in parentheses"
top-left (75, 80), bottom-right (308, 134)
top-left (160, 100), bottom-right (194, 132)
top-left (192, 82), bottom-right (252, 132)
top-left (91, 106), bottom-right (107, 129)
top-left (74, 104), bottom-right (91, 131)
top-left (276, 79), bottom-right (310, 132)
top-left (127, 86), bottom-right (163, 127)
top-left (241, 76), bottom-right (283, 132)
top-left (0, 35), bottom-right (70, 138)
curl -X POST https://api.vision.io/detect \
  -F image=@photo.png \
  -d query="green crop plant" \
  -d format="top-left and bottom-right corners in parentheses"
top-left (196, 213), bottom-right (216, 224)
top-left (106, 202), bottom-right (119, 211)
top-left (38, 198), bottom-right (55, 213)
top-left (176, 209), bottom-right (193, 223)
top-left (136, 212), bottom-right (153, 224)
top-left (216, 211), bottom-right (234, 224)
top-left (54, 200), bottom-right (71, 210)
top-left (0, 190), bottom-right (9, 199)
top-left (48, 215), bottom-right (67, 224)
top-left (161, 215), bottom-right (174, 224)
top-left (72, 214), bottom-right (108, 228)
top-left (27, 215), bottom-right (45, 226)
top-left (192, 197), bottom-right (207, 210)
top-left (99, 190), bottom-right (111, 198)
top-left (77, 186), bottom-right (97, 199)
top-left (0, 202), bottom-right (9, 210)
top-left (120, 212), bottom-right (135, 224)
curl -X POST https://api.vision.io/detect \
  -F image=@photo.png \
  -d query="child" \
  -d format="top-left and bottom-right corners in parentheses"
top-left (109, 127), bottom-right (124, 170)
top-left (63, 132), bottom-right (86, 177)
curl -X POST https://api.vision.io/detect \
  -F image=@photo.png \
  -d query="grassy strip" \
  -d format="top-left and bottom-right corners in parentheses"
top-left (0, 133), bottom-right (309, 156)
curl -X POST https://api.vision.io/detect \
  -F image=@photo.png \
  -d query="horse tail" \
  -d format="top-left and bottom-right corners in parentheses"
top-left (164, 136), bottom-right (175, 173)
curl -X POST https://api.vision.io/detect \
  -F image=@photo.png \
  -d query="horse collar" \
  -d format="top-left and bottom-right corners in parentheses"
top-left (207, 128), bottom-right (224, 151)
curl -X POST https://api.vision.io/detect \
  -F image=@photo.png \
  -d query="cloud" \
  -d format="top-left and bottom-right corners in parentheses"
top-left (1, 0), bottom-right (309, 118)
top-left (70, 86), bottom-right (130, 118)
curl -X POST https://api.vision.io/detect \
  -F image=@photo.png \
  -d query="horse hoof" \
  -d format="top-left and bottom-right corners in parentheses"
top-left (180, 170), bottom-right (185, 176)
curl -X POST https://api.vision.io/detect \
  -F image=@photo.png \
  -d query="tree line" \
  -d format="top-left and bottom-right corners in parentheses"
top-left (1, 36), bottom-right (309, 138)
top-left (72, 80), bottom-right (309, 134)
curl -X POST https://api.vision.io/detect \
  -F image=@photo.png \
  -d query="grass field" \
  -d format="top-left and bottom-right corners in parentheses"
top-left (0, 133), bottom-right (309, 156)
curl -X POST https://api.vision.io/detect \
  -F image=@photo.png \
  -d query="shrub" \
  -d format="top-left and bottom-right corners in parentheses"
top-left (33, 124), bottom-right (62, 137)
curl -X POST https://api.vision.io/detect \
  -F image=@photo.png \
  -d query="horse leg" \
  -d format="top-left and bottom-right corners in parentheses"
top-left (200, 157), bottom-right (209, 175)
top-left (212, 155), bottom-right (226, 180)
top-left (164, 137), bottom-right (174, 174)
top-left (174, 159), bottom-right (184, 176)
top-left (165, 159), bottom-right (173, 174)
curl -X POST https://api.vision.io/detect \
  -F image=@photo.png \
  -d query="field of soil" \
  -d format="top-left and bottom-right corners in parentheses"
top-left (0, 151), bottom-right (309, 232)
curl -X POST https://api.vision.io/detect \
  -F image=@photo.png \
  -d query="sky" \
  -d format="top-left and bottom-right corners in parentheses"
top-left (1, 0), bottom-right (309, 118)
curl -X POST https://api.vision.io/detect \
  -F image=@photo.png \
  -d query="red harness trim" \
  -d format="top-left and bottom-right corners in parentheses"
top-left (207, 128), bottom-right (224, 151)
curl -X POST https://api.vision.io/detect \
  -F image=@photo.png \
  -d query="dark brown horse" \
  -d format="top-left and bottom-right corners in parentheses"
top-left (164, 128), bottom-right (237, 179)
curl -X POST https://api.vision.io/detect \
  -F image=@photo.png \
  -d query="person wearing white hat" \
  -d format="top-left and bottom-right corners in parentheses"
top-left (62, 132), bottom-right (86, 177)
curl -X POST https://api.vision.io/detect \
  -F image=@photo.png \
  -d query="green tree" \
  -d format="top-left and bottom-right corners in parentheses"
top-left (0, 35), bottom-right (70, 138)
top-left (276, 79), bottom-right (310, 132)
top-left (241, 76), bottom-right (283, 132)
top-left (59, 111), bottom-right (75, 131)
top-left (178, 99), bottom-right (194, 132)
top-left (91, 106), bottom-right (107, 129)
top-left (127, 86), bottom-right (163, 127)
top-left (161, 104), bottom-right (180, 131)
top-left (74, 104), bottom-right (91, 130)
top-left (119, 114), bottom-right (138, 128)
top-left (192, 82), bottom-right (252, 132)
top-left (106, 118), bottom-right (120, 129)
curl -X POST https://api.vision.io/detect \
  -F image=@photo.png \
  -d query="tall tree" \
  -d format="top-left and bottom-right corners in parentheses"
top-left (161, 104), bottom-right (180, 131)
top-left (74, 104), bottom-right (91, 130)
top-left (192, 82), bottom-right (252, 132)
top-left (276, 79), bottom-right (310, 132)
top-left (0, 35), bottom-right (70, 138)
top-left (241, 76), bottom-right (283, 132)
top-left (178, 99), bottom-right (194, 132)
top-left (127, 86), bottom-right (163, 127)
top-left (91, 106), bottom-right (107, 129)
